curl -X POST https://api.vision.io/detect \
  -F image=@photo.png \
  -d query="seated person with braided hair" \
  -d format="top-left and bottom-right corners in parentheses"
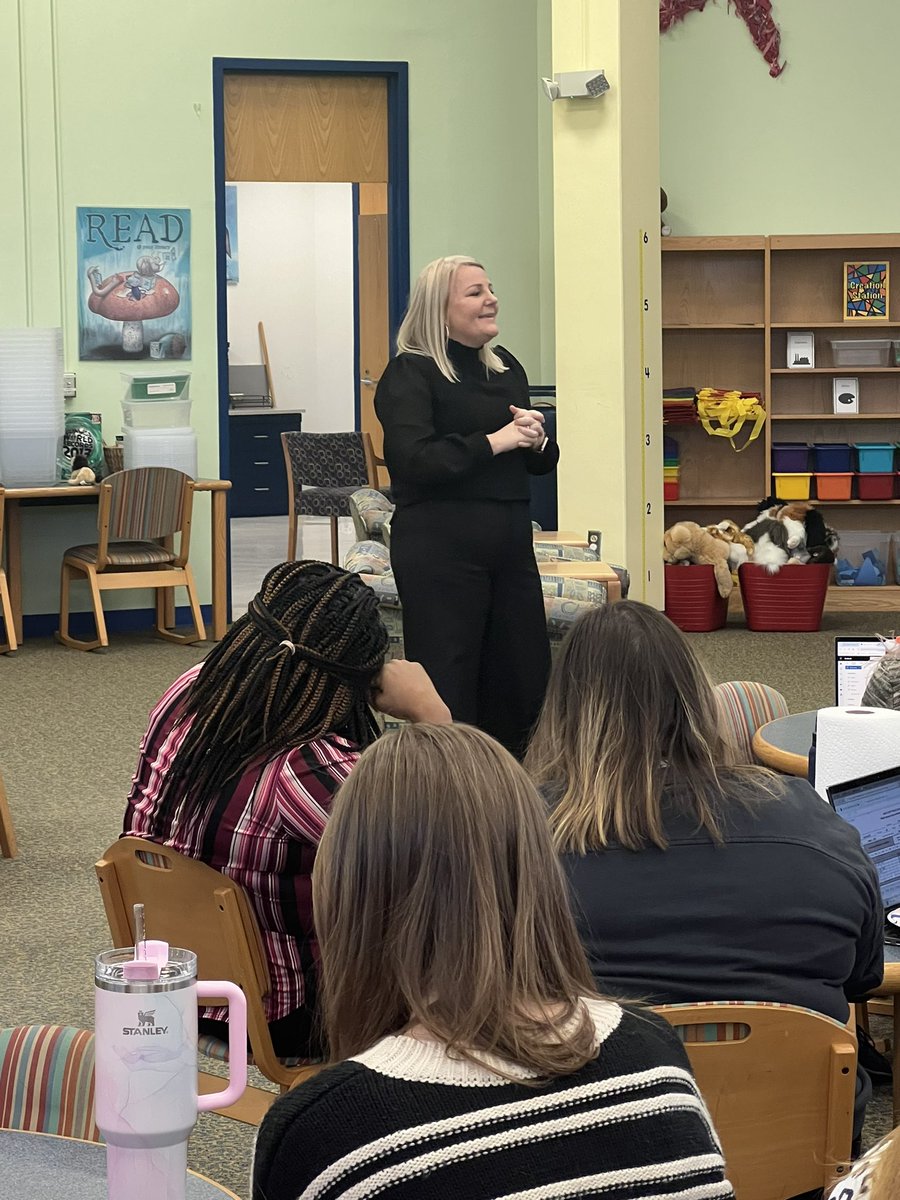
top-left (123, 560), bottom-right (450, 1057)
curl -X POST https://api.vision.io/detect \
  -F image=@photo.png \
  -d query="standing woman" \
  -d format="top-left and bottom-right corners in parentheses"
top-left (375, 255), bottom-right (559, 756)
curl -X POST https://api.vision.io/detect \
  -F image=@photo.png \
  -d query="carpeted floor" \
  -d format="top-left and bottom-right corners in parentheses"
top-left (0, 609), bottom-right (896, 1195)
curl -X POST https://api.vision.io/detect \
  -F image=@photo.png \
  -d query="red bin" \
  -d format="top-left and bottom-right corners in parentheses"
top-left (738, 563), bottom-right (831, 632)
top-left (857, 472), bottom-right (897, 500)
top-left (664, 564), bottom-right (728, 632)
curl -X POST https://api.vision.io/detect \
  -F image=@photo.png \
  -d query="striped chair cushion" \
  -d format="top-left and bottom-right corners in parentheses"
top-left (714, 680), bottom-right (790, 762)
top-left (660, 999), bottom-right (849, 1045)
top-left (197, 1033), bottom-right (309, 1070)
top-left (65, 541), bottom-right (177, 567)
top-left (0, 1025), bottom-right (100, 1142)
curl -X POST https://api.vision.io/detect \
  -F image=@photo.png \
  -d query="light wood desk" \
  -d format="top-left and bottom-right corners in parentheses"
top-left (3, 480), bottom-right (232, 643)
top-left (872, 953), bottom-right (900, 1124)
top-left (537, 559), bottom-right (622, 602)
top-left (533, 530), bottom-right (590, 548)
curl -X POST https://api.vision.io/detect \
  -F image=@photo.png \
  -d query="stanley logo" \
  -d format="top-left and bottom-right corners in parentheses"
top-left (122, 1008), bottom-right (168, 1036)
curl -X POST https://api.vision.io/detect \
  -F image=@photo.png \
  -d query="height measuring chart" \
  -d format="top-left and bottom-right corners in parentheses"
top-left (638, 227), bottom-right (655, 603)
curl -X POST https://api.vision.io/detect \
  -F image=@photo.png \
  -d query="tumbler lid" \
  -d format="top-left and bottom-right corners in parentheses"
top-left (94, 946), bottom-right (197, 993)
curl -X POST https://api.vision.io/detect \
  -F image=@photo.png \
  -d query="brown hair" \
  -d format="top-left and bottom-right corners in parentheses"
top-left (313, 723), bottom-right (601, 1079)
top-left (525, 601), bottom-right (777, 854)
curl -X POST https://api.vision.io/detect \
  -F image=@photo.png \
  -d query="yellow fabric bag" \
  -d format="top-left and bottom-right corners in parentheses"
top-left (696, 388), bottom-right (766, 452)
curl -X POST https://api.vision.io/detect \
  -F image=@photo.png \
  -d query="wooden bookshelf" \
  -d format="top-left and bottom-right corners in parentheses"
top-left (662, 234), bottom-right (900, 611)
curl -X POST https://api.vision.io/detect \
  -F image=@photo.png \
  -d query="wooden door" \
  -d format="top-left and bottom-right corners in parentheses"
top-left (224, 73), bottom-right (391, 461)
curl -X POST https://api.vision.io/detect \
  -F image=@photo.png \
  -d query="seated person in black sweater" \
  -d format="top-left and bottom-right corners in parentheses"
top-left (525, 600), bottom-right (884, 1145)
top-left (253, 724), bottom-right (733, 1200)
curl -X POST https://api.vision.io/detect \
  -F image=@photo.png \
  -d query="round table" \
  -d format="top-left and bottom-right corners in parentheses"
top-left (751, 710), bottom-right (817, 776)
top-left (0, 1129), bottom-right (239, 1199)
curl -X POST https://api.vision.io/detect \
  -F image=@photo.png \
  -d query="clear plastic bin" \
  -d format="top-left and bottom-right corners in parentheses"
top-left (834, 529), bottom-right (891, 586)
top-left (828, 338), bottom-right (892, 366)
top-left (122, 426), bottom-right (198, 477)
top-left (121, 372), bottom-right (192, 429)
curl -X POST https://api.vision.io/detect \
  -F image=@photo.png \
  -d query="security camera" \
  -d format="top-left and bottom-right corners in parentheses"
top-left (540, 70), bottom-right (610, 101)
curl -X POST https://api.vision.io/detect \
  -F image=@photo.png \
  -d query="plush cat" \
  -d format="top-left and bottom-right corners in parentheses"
top-left (741, 511), bottom-right (792, 573)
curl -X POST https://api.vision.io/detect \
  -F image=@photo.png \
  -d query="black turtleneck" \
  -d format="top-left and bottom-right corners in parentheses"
top-left (374, 342), bottom-right (559, 508)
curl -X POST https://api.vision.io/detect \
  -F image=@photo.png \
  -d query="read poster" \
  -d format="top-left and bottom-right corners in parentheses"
top-left (77, 207), bottom-right (192, 360)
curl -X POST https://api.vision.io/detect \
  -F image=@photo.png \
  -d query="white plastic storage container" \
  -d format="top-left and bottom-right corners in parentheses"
top-left (121, 372), bottom-right (192, 429)
top-left (122, 426), bottom-right (198, 478)
top-left (828, 338), bottom-right (892, 367)
top-left (834, 529), bottom-right (891, 586)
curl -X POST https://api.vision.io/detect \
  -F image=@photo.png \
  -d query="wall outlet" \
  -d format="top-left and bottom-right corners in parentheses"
top-left (63, 372), bottom-right (77, 399)
top-left (587, 530), bottom-right (602, 558)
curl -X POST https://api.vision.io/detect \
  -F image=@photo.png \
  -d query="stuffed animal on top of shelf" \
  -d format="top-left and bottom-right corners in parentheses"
top-left (663, 520), bottom-right (733, 597)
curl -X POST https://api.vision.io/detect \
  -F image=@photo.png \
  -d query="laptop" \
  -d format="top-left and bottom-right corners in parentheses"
top-left (834, 635), bottom-right (892, 707)
top-left (827, 765), bottom-right (900, 945)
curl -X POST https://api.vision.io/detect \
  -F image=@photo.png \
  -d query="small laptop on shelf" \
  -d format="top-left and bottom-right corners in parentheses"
top-left (834, 635), bottom-right (893, 707)
top-left (827, 765), bottom-right (900, 945)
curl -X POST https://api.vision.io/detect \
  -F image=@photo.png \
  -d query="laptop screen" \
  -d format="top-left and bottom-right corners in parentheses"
top-left (828, 767), bottom-right (900, 908)
top-left (834, 636), bottom-right (889, 706)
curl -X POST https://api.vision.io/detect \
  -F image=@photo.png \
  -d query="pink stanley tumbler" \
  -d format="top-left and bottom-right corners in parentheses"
top-left (94, 937), bottom-right (247, 1200)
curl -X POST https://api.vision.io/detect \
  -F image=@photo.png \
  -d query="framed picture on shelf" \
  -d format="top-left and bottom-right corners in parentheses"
top-left (833, 377), bottom-right (859, 413)
top-left (787, 331), bottom-right (815, 368)
top-left (843, 261), bottom-right (889, 321)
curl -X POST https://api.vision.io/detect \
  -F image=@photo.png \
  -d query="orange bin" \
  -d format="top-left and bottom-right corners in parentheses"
top-left (815, 472), bottom-right (853, 501)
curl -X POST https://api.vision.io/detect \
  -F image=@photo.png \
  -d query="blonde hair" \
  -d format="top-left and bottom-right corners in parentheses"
top-left (313, 723), bottom-right (602, 1080)
top-left (396, 255), bottom-right (508, 382)
top-left (525, 601), bottom-right (779, 854)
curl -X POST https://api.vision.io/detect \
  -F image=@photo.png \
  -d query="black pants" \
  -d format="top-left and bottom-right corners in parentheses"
top-left (390, 499), bottom-right (551, 758)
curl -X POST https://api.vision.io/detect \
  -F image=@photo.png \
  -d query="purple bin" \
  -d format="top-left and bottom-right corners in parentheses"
top-left (771, 442), bottom-right (810, 473)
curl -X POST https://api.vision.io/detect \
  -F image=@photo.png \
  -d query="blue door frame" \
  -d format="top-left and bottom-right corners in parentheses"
top-left (211, 57), bottom-right (410, 610)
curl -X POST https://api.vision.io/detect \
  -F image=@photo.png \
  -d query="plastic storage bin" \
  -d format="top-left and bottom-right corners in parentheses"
top-left (892, 532), bottom-right (900, 584)
top-left (121, 372), bottom-right (192, 429)
top-left (738, 563), bottom-right (831, 632)
top-left (815, 473), bottom-right (854, 501)
top-left (855, 443), bottom-right (897, 472)
top-left (834, 530), bottom-right (890, 586)
top-left (857, 472), bottom-right (897, 500)
top-left (773, 473), bottom-right (812, 500)
top-left (771, 443), bottom-right (810, 472)
top-left (664, 565), bottom-right (728, 632)
top-left (812, 443), bottom-right (853, 472)
top-left (122, 426), bottom-right (198, 477)
top-left (664, 480), bottom-right (680, 501)
top-left (829, 338), bottom-right (892, 366)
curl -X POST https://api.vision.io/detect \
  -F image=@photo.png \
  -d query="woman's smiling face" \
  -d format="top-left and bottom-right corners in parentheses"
top-left (446, 264), bottom-right (499, 348)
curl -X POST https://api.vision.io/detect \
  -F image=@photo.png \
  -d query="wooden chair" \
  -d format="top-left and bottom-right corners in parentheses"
top-left (714, 680), bottom-right (790, 763)
top-left (0, 767), bottom-right (17, 858)
top-left (95, 837), bottom-right (318, 1125)
top-left (56, 467), bottom-right (205, 651)
top-left (656, 1001), bottom-right (857, 1200)
top-left (0, 488), bottom-right (17, 654)
top-left (281, 431), bottom-right (379, 565)
top-left (0, 1025), bottom-right (100, 1140)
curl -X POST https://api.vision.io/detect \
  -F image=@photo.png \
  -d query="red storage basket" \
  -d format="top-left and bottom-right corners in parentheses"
top-left (857, 472), bottom-right (897, 500)
top-left (738, 563), bottom-right (831, 632)
top-left (664, 564), bottom-right (728, 632)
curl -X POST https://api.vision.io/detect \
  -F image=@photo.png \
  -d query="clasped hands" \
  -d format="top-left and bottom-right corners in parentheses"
top-left (487, 405), bottom-right (546, 455)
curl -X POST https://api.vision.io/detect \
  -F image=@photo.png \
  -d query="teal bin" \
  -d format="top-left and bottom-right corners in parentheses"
top-left (855, 443), bottom-right (897, 472)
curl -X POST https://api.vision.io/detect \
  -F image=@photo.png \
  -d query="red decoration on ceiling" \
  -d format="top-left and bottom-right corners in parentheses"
top-left (660, 0), bottom-right (785, 77)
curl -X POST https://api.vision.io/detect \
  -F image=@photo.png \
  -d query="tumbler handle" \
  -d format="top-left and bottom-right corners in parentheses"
top-left (195, 980), bottom-right (248, 1111)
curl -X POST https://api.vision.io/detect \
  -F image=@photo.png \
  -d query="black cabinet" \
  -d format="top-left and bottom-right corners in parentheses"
top-left (229, 410), bottom-right (302, 517)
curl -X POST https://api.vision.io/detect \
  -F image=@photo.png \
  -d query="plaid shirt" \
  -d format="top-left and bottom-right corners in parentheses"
top-left (123, 663), bottom-right (359, 1021)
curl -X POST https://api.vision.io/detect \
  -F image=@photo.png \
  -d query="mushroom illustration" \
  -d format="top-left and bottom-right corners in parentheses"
top-left (86, 256), bottom-right (180, 353)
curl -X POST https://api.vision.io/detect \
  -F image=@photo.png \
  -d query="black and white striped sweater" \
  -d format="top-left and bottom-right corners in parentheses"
top-left (252, 1000), bottom-right (733, 1200)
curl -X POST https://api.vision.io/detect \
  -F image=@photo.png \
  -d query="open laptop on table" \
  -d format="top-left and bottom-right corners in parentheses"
top-left (834, 635), bottom-right (893, 707)
top-left (828, 765), bottom-right (900, 946)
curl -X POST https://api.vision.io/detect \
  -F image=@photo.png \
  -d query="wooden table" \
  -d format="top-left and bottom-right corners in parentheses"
top-left (3, 480), bottom-right (231, 643)
top-left (0, 1129), bottom-right (239, 1198)
top-left (751, 711), bottom-right (816, 776)
top-left (537, 559), bottom-right (622, 602)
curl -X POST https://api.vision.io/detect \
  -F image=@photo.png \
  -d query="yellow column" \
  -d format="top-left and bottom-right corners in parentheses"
top-left (552, 0), bottom-right (662, 605)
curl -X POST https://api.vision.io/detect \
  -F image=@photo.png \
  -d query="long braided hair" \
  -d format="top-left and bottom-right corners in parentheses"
top-left (148, 560), bottom-right (388, 836)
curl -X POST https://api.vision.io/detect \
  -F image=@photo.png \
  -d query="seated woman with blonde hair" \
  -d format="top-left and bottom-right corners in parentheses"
top-left (525, 600), bottom-right (883, 1147)
top-left (252, 723), bottom-right (732, 1200)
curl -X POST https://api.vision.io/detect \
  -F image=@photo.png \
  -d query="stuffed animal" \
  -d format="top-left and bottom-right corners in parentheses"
top-left (706, 520), bottom-right (755, 570)
top-left (742, 510), bottom-right (793, 573)
top-left (749, 497), bottom-right (838, 567)
top-left (663, 521), bottom-right (733, 597)
top-left (69, 454), bottom-right (96, 486)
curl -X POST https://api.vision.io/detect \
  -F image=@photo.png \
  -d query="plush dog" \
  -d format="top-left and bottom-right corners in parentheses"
top-left (663, 520), bottom-right (733, 597)
top-left (706, 520), bottom-right (756, 570)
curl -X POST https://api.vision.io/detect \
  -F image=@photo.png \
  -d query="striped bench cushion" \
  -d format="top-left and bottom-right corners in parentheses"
top-left (66, 541), bottom-right (176, 567)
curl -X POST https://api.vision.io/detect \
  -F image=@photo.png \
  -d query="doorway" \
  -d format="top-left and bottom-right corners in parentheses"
top-left (212, 60), bottom-right (409, 612)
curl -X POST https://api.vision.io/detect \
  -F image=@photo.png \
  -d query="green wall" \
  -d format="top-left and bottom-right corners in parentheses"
top-left (660, 0), bottom-right (900, 235)
top-left (4, 0), bottom-right (545, 616)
